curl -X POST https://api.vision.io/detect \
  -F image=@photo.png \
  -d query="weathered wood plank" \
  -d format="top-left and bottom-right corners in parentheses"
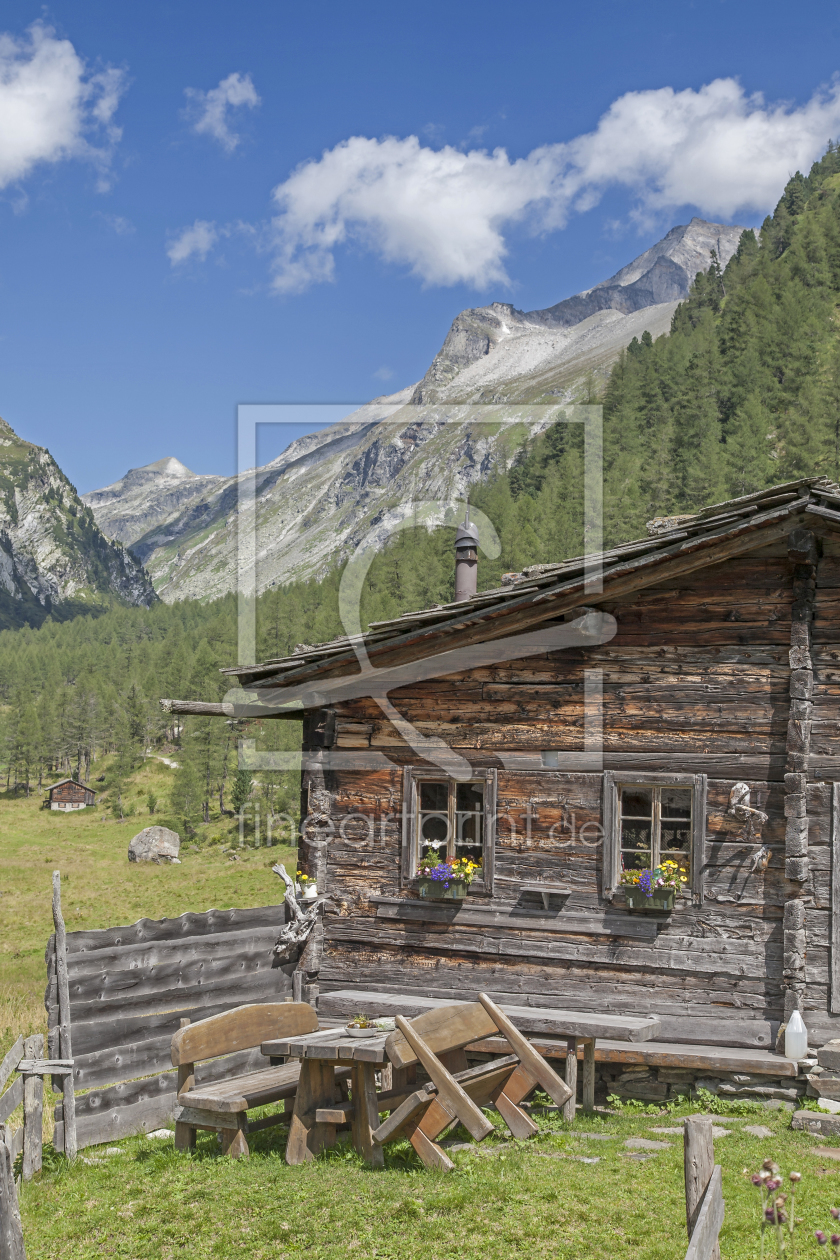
top-left (48, 971), bottom-right (292, 1027)
top-left (61, 904), bottom-right (285, 955)
top-left (320, 991), bottom-right (660, 1042)
top-left (21, 1033), bottom-right (44, 1181)
top-left (832, 782), bottom-right (840, 1015)
top-left (171, 1002), bottom-right (318, 1067)
top-left (60, 927), bottom-right (282, 982)
top-left (53, 871), bottom-right (76, 1160)
top-left (0, 1133), bottom-right (25, 1260)
top-left (324, 919), bottom-right (783, 980)
top-left (0, 1039), bottom-right (24, 1097)
top-left (0, 1078), bottom-right (23, 1126)
top-left (464, 1036), bottom-right (797, 1076)
top-left (685, 1163), bottom-right (723, 1260)
top-left (371, 897), bottom-right (658, 941)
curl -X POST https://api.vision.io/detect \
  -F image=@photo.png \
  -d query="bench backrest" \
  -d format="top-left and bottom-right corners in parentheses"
top-left (385, 1002), bottom-right (499, 1070)
top-left (171, 1001), bottom-right (319, 1066)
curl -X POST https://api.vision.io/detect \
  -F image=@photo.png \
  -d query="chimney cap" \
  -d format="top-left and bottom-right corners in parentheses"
top-left (455, 514), bottom-right (479, 548)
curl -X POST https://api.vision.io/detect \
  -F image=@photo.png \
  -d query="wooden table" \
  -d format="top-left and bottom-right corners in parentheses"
top-left (262, 1027), bottom-right (394, 1167)
top-left (317, 990), bottom-right (662, 1118)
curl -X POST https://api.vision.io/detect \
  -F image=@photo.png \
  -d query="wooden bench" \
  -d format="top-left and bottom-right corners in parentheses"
top-left (373, 993), bottom-right (573, 1171)
top-left (171, 1001), bottom-right (324, 1158)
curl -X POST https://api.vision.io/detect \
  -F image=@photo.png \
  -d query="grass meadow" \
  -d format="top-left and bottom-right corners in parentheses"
top-left (3, 761), bottom-right (840, 1257)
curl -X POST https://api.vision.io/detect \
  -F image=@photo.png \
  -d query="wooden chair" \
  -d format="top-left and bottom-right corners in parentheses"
top-left (372, 992), bottom-right (573, 1171)
top-left (171, 1001), bottom-right (321, 1158)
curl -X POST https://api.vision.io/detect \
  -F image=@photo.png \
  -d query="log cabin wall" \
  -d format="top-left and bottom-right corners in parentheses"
top-left (292, 537), bottom-right (840, 1049)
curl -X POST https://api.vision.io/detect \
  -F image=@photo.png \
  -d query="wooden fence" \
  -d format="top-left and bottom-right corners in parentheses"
top-left (44, 900), bottom-right (292, 1150)
top-left (684, 1115), bottom-right (724, 1260)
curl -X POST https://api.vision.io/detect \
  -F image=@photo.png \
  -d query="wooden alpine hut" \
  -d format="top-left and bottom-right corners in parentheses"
top-left (164, 476), bottom-right (840, 1105)
top-left (45, 778), bottom-right (96, 811)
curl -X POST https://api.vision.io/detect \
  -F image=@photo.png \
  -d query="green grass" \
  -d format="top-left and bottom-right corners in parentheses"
top-left (14, 1104), bottom-right (840, 1258)
top-left (0, 758), bottom-right (296, 1052)
top-left (7, 769), bottom-right (840, 1257)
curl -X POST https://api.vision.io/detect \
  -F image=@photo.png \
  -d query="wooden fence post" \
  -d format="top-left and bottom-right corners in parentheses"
top-left (0, 1129), bottom-right (25, 1260)
top-left (684, 1114), bottom-right (720, 1260)
top-left (52, 873), bottom-right (76, 1161)
top-left (563, 1039), bottom-right (578, 1121)
top-left (20, 1037), bottom-right (43, 1182)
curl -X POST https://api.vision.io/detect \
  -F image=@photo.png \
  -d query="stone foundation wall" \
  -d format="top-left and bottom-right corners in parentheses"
top-left (593, 1064), bottom-right (806, 1107)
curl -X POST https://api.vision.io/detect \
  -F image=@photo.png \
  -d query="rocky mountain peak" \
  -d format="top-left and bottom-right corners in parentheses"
top-left (0, 418), bottom-right (156, 628)
top-left (411, 218), bottom-right (746, 404)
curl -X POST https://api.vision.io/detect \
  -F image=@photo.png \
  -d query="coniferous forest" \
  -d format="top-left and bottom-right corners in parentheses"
top-left (3, 146), bottom-right (840, 825)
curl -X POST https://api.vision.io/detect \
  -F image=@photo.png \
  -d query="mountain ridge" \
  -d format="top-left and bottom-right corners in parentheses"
top-left (82, 217), bottom-right (746, 603)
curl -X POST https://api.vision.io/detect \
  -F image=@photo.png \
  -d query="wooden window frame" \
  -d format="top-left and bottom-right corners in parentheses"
top-left (602, 771), bottom-right (707, 904)
top-left (400, 767), bottom-right (497, 895)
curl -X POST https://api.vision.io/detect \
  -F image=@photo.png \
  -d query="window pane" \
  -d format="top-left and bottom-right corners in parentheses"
top-left (621, 787), bottom-right (652, 818)
top-left (419, 781), bottom-right (448, 811)
top-left (621, 848), bottom-right (651, 871)
top-left (455, 782), bottom-right (484, 865)
top-left (420, 814), bottom-right (449, 844)
top-left (660, 823), bottom-right (690, 854)
top-left (661, 788), bottom-right (692, 820)
top-left (620, 816), bottom-right (652, 872)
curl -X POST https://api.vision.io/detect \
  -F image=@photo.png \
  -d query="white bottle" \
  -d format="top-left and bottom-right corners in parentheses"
top-left (785, 1009), bottom-right (808, 1060)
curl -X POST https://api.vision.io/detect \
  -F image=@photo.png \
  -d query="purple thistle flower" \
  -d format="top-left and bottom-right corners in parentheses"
top-left (817, 1231), bottom-right (828, 1245)
top-left (832, 1207), bottom-right (840, 1220)
top-left (831, 1235), bottom-right (840, 1247)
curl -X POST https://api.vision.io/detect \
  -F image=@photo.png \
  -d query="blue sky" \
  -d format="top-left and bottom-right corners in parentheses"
top-left (2, 0), bottom-right (840, 492)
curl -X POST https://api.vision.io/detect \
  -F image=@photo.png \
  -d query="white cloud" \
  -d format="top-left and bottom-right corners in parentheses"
top-left (185, 72), bottom-right (260, 153)
top-left (99, 213), bottom-right (134, 235)
top-left (266, 77), bottom-right (840, 292)
top-left (167, 220), bottom-right (218, 265)
top-left (373, 366), bottom-right (394, 381)
top-left (0, 22), bottom-right (126, 192)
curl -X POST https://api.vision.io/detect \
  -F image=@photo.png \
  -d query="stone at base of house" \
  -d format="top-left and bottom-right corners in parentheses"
top-left (594, 1065), bottom-right (806, 1107)
top-left (792, 1109), bottom-right (840, 1137)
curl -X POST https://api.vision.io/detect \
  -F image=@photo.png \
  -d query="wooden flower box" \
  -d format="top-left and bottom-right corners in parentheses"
top-left (625, 887), bottom-right (676, 912)
top-left (418, 878), bottom-right (469, 901)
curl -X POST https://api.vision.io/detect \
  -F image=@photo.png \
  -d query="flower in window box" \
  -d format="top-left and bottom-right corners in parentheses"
top-left (416, 857), bottom-right (482, 899)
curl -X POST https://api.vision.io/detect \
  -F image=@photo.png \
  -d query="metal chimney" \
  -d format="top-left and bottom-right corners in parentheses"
top-left (454, 507), bottom-right (480, 602)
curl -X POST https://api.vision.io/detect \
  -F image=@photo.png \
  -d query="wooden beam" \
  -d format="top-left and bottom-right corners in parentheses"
top-left (684, 1115), bottom-right (720, 1260)
top-left (832, 781), bottom-right (840, 1016)
top-left (52, 871), bottom-right (77, 1160)
top-left (21, 1034), bottom-right (43, 1181)
top-left (0, 1040), bottom-right (24, 1097)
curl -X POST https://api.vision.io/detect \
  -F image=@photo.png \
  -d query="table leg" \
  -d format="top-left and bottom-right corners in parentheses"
top-left (351, 1061), bottom-right (385, 1168)
top-left (581, 1039), bottom-right (596, 1112)
top-left (286, 1059), bottom-right (337, 1164)
top-left (563, 1039), bottom-right (578, 1122)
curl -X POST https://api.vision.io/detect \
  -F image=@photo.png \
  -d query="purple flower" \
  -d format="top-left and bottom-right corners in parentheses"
top-left (831, 1235), bottom-right (840, 1247)
top-left (832, 1208), bottom-right (840, 1220)
top-left (817, 1231), bottom-right (828, 1245)
top-left (639, 868), bottom-right (653, 898)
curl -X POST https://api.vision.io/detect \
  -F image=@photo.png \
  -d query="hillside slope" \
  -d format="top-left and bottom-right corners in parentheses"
top-left (0, 418), bottom-right (157, 629)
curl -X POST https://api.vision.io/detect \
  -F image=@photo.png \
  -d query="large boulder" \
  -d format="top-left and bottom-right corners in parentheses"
top-left (128, 826), bottom-right (181, 864)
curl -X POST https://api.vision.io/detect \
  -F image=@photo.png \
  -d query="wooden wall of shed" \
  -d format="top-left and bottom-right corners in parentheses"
top-left (299, 543), bottom-right (840, 1046)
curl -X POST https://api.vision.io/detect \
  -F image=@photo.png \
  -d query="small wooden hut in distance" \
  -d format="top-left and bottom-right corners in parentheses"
top-left (46, 778), bottom-right (96, 811)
